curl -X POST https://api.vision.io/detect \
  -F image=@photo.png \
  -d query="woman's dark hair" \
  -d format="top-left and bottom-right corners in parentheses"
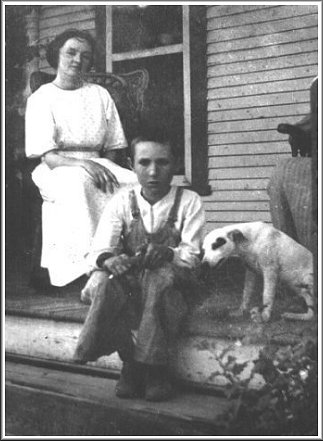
top-left (46, 29), bottom-right (96, 70)
top-left (130, 124), bottom-right (177, 161)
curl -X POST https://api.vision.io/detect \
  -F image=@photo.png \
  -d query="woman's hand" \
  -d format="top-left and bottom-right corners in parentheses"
top-left (103, 254), bottom-right (133, 276)
top-left (81, 160), bottom-right (119, 193)
top-left (43, 151), bottom-right (120, 193)
top-left (143, 243), bottom-right (174, 269)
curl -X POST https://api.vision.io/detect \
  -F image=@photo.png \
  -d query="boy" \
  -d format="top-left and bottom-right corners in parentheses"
top-left (74, 127), bottom-right (206, 401)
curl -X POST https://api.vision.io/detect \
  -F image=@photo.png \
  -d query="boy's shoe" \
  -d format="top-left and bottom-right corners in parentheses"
top-left (115, 362), bottom-right (144, 399)
top-left (145, 366), bottom-right (173, 402)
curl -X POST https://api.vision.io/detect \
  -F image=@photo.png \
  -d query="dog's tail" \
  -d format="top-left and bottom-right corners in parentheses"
top-left (282, 289), bottom-right (315, 321)
top-left (282, 308), bottom-right (314, 321)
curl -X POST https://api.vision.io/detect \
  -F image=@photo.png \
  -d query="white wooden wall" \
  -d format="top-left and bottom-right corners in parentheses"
top-left (204, 4), bottom-right (318, 230)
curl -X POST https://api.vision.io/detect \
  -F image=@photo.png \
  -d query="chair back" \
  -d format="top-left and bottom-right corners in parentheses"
top-left (276, 76), bottom-right (317, 158)
top-left (29, 69), bottom-right (149, 143)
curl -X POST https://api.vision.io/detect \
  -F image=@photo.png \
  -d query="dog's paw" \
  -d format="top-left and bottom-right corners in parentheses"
top-left (261, 309), bottom-right (271, 323)
top-left (249, 307), bottom-right (264, 323)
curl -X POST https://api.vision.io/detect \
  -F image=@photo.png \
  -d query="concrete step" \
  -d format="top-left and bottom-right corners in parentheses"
top-left (5, 361), bottom-right (231, 436)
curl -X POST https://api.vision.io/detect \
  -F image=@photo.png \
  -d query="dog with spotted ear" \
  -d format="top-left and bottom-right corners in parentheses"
top-left (202, 221), bottom-right (314, 322)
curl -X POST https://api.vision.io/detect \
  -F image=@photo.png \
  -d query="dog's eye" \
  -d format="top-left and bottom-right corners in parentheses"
top-left (212, 237), bottom-right (226, 250)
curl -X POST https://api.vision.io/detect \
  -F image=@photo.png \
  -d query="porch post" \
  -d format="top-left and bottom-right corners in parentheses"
top-left (20, 7), bottom-right (40, 115)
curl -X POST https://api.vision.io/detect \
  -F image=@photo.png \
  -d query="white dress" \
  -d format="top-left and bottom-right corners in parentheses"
top-left (25, 82), bottom-right (138, 286)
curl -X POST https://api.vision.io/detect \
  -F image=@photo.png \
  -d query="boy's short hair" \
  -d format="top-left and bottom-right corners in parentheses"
top-left (130, 125), bottom-right (177, 160)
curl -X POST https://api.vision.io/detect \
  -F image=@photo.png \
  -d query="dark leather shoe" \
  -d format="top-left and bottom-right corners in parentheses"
top-left (145, 366), bottom-right (173, 402)
top-left (115, 362), bottom-right (144, 399)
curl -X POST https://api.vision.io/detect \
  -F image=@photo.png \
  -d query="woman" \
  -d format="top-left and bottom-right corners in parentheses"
top-left (25, 29), bottom-right (137, 287)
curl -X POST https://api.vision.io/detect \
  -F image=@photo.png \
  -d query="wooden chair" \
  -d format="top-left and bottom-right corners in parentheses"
top-left (267, 77), bottom-right (317, 252)
top-left (28, 69), bottom-right (149, 288)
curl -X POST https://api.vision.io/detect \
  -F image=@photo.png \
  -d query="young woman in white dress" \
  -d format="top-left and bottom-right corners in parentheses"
top-left (25, 29), bottom-right (137, 287)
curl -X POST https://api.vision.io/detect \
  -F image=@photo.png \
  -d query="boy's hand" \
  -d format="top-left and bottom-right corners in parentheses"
top-left (143, 243), bottom-right (174, 269)
top-left (103, 254), bottom-right (133, 276)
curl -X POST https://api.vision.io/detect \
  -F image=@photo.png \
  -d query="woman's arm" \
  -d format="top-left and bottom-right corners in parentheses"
top-left (42, 150), bottom-right (84, 169)
top-left (43, 151), bottom-right (119, 193)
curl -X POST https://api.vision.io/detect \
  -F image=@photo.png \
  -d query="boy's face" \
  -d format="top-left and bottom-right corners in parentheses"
top-left (133, 141), bottom-right (175, 203)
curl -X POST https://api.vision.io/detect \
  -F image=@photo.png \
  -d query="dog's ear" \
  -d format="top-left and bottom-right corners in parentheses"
top-left (227, 229), bottom-right (247, 244)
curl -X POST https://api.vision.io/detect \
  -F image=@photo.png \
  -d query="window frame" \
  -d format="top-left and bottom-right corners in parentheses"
top-left (95, 5), bottom-right (210, 195)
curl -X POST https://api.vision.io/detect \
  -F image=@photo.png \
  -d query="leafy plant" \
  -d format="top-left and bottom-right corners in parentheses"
top-left (216, 337), bottom-right (318, 436)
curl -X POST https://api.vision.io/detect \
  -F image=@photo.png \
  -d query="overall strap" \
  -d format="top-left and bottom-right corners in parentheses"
top-left (129, 189), bottom-right (140, 220)
top-left (167, 187), bottom-right (183, 224)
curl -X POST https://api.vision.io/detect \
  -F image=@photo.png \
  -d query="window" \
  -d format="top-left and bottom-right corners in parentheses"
top-left (95, 5), bottom-right (210, 195)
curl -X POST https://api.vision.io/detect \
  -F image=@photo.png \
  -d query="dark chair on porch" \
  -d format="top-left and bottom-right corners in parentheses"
top-left (28, 69), bottom-right (149, 289)
top-left (267, 76), bottom-right (317, 253)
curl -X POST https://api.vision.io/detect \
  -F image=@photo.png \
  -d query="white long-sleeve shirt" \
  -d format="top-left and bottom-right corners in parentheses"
top-left (88, 185), bottom-right (206, 269)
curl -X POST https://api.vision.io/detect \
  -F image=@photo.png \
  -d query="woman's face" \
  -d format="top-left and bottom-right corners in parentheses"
top-left (57, 37), bottom-right (92, 77)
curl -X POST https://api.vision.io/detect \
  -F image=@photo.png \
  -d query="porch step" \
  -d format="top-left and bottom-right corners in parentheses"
top-left (5, 314), bottom-right (266, 390)
top-left (5, 361), bottom-right (231, 436)
top-left (6, 273), bottom-right (317, 391)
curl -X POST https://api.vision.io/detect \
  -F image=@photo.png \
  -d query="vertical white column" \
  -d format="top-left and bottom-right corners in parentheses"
top-left (183, 5), bottom-right (192, 184)
top-left (106, 6), bottom-right (113, 72)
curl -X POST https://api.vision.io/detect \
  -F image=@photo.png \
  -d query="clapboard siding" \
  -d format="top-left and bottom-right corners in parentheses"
top-left (207, 4), bottom-right (273, 18)
top-left (208, 90), bottom-right (310, 111)
top-left (208, 39), bottom-right (317, 66)
top-left (206, 211), bottom-right (272, 224)
top-left (210, 178), bottom-right (269, 191)
top-left (207, 14), bottom-right (318, 45)
top-left (208, 65), bottom-right (318, 88)
top-left (40, 5), bottom-right (93, 18)
top-left (207, 27), bottom-right (318, 53)
top-left (209, 102), bottom-right (310, 123)
top-left (209, 129), bottom-right (292, 145)
top-left (205, 4), bottom-right (318, 229)
top-left (208, 153), bottom-right (290, 169)
top-left (202, 190), bottom-right (269, 202)
top-left (208, 115), bottom-right (309, 134)
top-left (38, 6), bottom-right (95, 41)
top-left (204, 201), bottom-right (270, 211)
top-left (207, 5), bottom-right (317, 31)
top-left (208, 142), bottom-right (296, 157)
top-left (209, 166), bottom-right (278, 180)
top-left (208, 52), bottom-right (318, 78)
top-left (38, 5), bottom-right (95, 72)
top-left (208, 77), bottom-right (315, 102)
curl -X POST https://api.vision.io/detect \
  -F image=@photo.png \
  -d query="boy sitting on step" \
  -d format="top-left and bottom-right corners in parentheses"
top-left (74, 126), bottom-right (206, 402)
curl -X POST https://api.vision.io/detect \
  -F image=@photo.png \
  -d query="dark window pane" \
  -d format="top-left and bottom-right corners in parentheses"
top-left (112, 5), bottom-right (182, 53)
top-left (114, 54), bottom-right (184, 175)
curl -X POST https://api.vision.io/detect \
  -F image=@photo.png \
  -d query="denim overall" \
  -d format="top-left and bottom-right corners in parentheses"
top-left (74, 187), bottom-right (200, 366)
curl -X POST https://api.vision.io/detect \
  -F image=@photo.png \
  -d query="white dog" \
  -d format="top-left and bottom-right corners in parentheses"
top-left (202, 221), bottom-right (314, 322)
